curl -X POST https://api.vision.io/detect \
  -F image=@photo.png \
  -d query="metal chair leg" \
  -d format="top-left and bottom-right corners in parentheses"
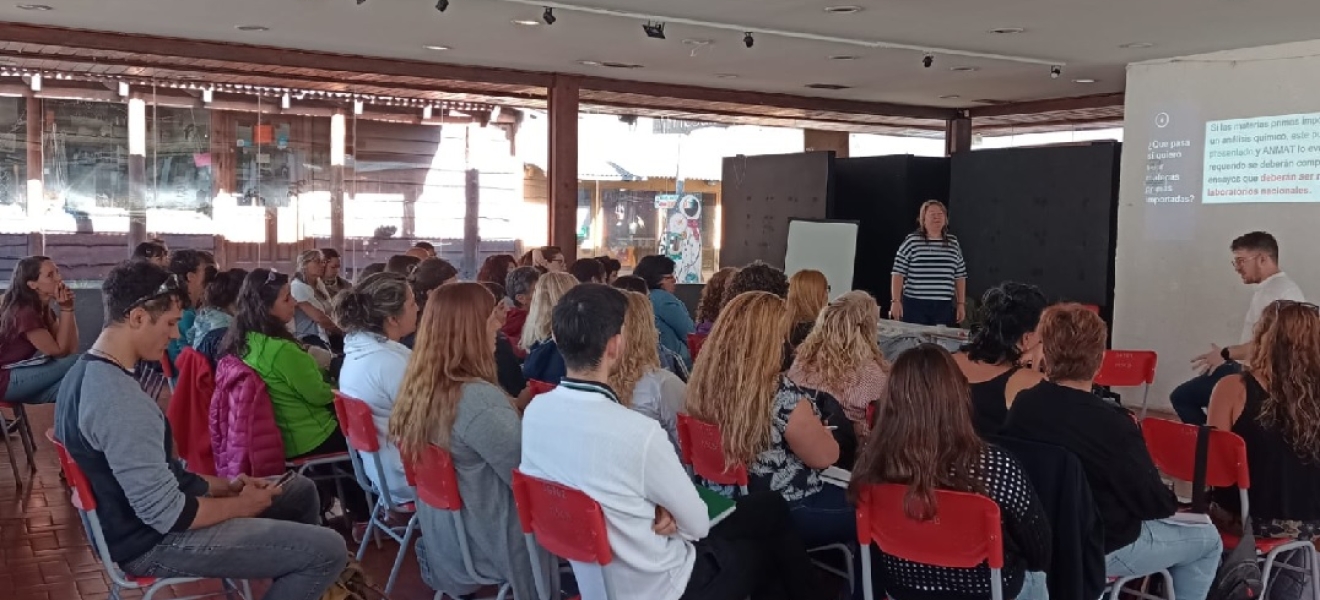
top-left (383, 517), bottom-right (419, 595)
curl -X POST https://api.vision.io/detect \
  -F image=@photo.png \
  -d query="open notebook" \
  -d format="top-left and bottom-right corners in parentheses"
top-left (695, 485), bottom-right (737, 526)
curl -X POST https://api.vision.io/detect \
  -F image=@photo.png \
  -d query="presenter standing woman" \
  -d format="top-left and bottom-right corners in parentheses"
top-left (889, 200), bottom-right (967, 327)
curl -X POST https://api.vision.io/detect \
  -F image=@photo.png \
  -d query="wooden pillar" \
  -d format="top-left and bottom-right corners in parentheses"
top-left (329, 111), bottom-right (346, 251)
top-left (804, 129), bottom-right (850, 158)
top-left (945, 115), bottom-right (973, 156)
top-left (127, 95), bottom-right (147, 254)
top-left (25, 96), bottom-right (43, 255)
top-left (463, 168), bottom-right (480, 279)
top-left (547, 75), bottom-right (580, 263)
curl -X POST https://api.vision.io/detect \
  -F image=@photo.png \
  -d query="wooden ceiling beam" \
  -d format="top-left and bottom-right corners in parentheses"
top-left (967, 93), bottom-right (1125, 118)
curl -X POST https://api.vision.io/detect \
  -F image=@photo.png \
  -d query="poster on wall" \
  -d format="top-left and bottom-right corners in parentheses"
top-left (657, 193), bottom-right (703, 283)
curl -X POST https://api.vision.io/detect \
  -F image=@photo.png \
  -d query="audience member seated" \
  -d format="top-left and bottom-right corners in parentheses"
top-left (167, 249), bottom-right (217, 361)
top-left (386, 254), bottom-right (422, 276)
top-left (596, 255), bottom-right (621, 284)
top-left (413, 241), bottom-right (438, 258)
top-left (1209, 300), bottom-right (1320, 545)
top-left (610, 291), bottom-right (687, 453)
top-left (290, 249), bottom-right (342, 351)
top-left (519, 272), bottom-right (577, 385)
top-left (612, 275), bottom-right (649, 294)
top-left (55, 260), bottom-right (347, 600)
top-left (399, 257), bottom-right (459, 349)
top-left (852, 343), bottom-right (1051, 600)
top-left (132, 240), bottom-right (169, 267)
top-left (221, 269), bottom-right (369, 524)
top-left (695, 267), bottom-right (738, 336)
top-left (391, 282), bottom-right (552, 600)
top-left (787, 291), bottom-right (889, 442)
top-left (954, 282), bottom-right (1047, 437)
top-left (785, 269), bottom-right (829, 353)
top-left (569, 257), bottom-right (606, 283)
top-left (723, 261), bottom-right (789, 305)
top-left (687, 292), bottom-right (851, 549)
top-left (189, 268), bottom-right (246, 348)
top-left (502, 266), bottom-right (540, 353)
top-left (520, 245), bottom-right (565, 273)
top-left (520, 284), bottom-right (833, 600)
top-left (336, 272), bottom-right (418, 505)
top-left (478, 253), bottom-right (518, 289)
top-left (0, 256), bottom-right (80, 405)
top-left (1003, 304), bottom-right (1221, 600)
top-left (320, 248), bottom-right (352, 296)
top-left (359, 262), bottom-right (387, 278)
top-left (634, 255), bottom-right (697, 370)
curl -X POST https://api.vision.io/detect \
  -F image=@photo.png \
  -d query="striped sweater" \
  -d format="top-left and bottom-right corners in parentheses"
top-left (892, 233), bottom-right (967, 301)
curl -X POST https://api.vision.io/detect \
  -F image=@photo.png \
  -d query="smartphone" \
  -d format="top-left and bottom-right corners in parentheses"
top-left (272, 471), bottom-right (297, 488)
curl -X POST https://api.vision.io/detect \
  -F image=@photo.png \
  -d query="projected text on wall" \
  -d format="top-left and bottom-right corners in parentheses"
top-left (1203, 112), bottom-right (1320, 203)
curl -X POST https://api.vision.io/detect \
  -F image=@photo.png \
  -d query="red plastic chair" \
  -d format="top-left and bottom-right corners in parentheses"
top-left (686, 333), bottom-right (708, 362)
top-left (47, 430), bottom-right (252, 600)
top-left (1095, 350), bottom-right (1158, 420)
top-left (405, 445), bottom-right (513, 600)
top-left (527, 379), bottom-right (556, 398)
top-left (677, 413), bottom-right (855, 592)
top-left (513, 468), bottom-right (613, 600)
top-left (0, 400), bottom-right (35, 490)
top-left (333, 392), bottom-right (416, 595)
top-left (855, 483), bottom-right (1004, 600)
top-left (1142, 418), bottom-right (1318, 597)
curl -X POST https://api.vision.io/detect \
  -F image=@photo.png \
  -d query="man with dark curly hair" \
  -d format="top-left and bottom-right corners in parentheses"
top-left (721, 261), bottom-right (789, 308)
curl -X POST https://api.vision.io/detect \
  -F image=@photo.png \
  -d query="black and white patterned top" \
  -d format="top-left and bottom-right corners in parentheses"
top-left (892, 233), bottom-right (968, 301)
top-left (873, 445), bottom-right (1052, 600)
top-left (700, 375), bottom-right (823, 502)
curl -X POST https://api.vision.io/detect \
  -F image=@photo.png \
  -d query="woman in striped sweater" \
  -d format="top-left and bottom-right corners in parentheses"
top-left (890, 200), bottom-right (968, 327)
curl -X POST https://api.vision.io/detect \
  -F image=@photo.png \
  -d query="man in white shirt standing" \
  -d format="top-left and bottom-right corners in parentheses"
top-left (1172, 231), bottom-right (1305, 424)
top-left (520, 284), bottom-right (830, 600)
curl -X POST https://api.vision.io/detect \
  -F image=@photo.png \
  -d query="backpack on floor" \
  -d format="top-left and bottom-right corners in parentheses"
top-left (1191, 425), bottom-right (1263, 600)
top-left (320, 557), bottom-right (389, 600)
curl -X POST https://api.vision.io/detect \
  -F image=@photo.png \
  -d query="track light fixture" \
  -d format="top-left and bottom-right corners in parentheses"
top-left (743, 32), bottom-right (754, 48)
top-left (643, 21), bottom-right (666, 40)
top-left (1050, 65), bottom-right (1062, 78)
top-left (922, 53), bottom-right (934, 68)
top-left (542, 6), bottom-right (556, 24)
top-left (435, 0), bottom-right (449, 12)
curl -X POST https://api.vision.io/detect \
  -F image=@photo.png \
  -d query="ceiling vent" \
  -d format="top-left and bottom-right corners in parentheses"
top-left (805, 83), bottom-right (851, 90)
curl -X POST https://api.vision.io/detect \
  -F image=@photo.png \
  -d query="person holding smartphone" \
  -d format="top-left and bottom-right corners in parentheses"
top-left (0, 255), bottom-right (80, 406)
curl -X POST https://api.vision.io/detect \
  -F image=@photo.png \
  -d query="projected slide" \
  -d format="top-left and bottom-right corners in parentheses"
top-left (1202, 113), bottom-right (1320, 203)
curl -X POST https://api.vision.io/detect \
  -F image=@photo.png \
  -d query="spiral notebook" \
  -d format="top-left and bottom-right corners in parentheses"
top-left (695, 485), bottom-right (737, 526)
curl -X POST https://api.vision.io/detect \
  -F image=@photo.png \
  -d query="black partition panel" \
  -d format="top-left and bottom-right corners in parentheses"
top-left (832, 155), bottom-right (949, 306)
top-left (949, 142), bottom-right (1121, 307)
top-left (720, 151), bottom-right (834, 269)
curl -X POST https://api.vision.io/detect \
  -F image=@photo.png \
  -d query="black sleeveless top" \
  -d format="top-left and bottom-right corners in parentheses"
top-left (971, 367), bottom-right (1019, 437)
top-left (1229, 373), bottom-right (1320, 522)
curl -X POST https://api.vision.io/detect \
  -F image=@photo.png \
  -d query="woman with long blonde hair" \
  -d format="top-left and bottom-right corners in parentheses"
top-left (788, 291), bottom-right (888, 438)
top-left (609, 291), bottom-right (686, 453)
top-left (390, 283), bottom-right (550, 600)
top-left (785, 269), bottom-right (829, 350)
top-left (686, 291), bottom-right (852, 548)
top-left (519, 271), bottom-right (578, 384)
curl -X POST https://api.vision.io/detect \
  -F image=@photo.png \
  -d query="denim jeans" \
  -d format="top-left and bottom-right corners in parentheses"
top-left (3, 354), bottom-right (79, 404)
top-left (122, 475), bottom-right (348, 600)
top-left (1106, 520), bottom-right (1223, 600)
top-left (900, 296), bottom-right (957, 327)
top-left (1170, 361), bottom-right (1242, 425)
top-left (1017, 571), bottom-right (1049, 599)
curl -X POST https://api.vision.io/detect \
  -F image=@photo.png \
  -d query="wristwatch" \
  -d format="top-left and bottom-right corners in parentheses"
top-left (1220, 347), bottom-right (1231, 361)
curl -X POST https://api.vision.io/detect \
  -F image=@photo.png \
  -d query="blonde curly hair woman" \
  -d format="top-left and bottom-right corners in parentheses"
top-left (608, 291), bottom-right (686, 453)
top-left (518, 271), bottom-right (578, 384)
top-left (787, 291), bottom-right (889, 438)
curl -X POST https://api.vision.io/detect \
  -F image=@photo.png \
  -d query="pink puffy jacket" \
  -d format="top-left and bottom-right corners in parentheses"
top-left (210, 355), bottom-right (287, 478)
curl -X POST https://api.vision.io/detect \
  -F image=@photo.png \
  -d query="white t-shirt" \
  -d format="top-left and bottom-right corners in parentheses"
top-left (1242, 271), bottom-right (1305, 344)
top-left (289, 278), bottom-right (331, 342)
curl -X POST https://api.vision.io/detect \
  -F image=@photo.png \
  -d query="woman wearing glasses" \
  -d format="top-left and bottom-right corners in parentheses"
top-left (634, 255), bottom-right (696, 370)
top-left (0, 256), bottom-right (79, 405)
top-left (290, 249), bottom-right (343, 351)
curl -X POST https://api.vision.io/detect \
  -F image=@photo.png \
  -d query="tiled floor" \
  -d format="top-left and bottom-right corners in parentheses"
top-left (0, 404), bottom-right (440, 600)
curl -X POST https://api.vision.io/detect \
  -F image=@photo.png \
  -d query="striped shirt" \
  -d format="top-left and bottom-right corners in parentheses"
top-left (892, 233), bottom-right (967, 301)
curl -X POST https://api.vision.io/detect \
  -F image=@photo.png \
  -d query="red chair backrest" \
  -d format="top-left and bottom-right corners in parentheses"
top-left (333, 392), bottom-right (380, 453)
top-left (676, 414), bottom-right (749, 487)
top-left (511, 468), bottom-right (613, 566)
top-left (527, 380), bottom-right (556, 398)
top-left (687, 333), bottom-right (707, 361)
top-left (1094, 350), bottom-right (1158, 388)
top-left (160, 357), bottom-right (175, 379)
top-left (856, 483), bottom-right (1004, 570)
top-left (404, 444), bottom-right (463, 511)
top-left (1141, 418), bottom-right (1249, 489)
top-left (47, 431), bottom-right (98, 511)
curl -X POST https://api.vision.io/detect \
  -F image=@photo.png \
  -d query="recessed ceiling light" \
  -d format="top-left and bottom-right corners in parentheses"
top-left (682, 38), bottom-right (712, 46)
top-left (829, 55), bottom-right (860, 61)
top-left (600, 62), bottom-right (644, 69)
top-left (988, 27), bottom-right (1025, 34)
top-left (805, 83), bottom-right (852, 90)
top-left (949, 66), bottom-right (980, 72)
top-left (16, 4), bottom-right (53, 10)
top-left (423, 45), bottom-right (451, 51)
top-left (578, 60), bottom-right (602, 67)
top-left (1120, 42), bottom-right (1155, 49)
top-left (511, 19), bottom-right (540, 26)
top-left (1073, 78), bottom-right (1098, 84)
top-left (939, 94), bottom-right (962, 100)
top-left (824, 5), bottom-right (862, 14)
top-left (235, 25), bottom-right (269, 32)
top-left (715, 73), bottom-right (739, 79)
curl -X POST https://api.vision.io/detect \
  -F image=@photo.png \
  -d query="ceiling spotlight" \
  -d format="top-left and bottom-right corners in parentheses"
top-left (643, 21), bottom-right (666, 40)
top-left (922, 53), bottom-right (934, 68)
top-left (743, 32), bottom-right (754, 48)
top-left (1073, 78), bottom-right (1097, 84)
top-left (1050, 65), bottom-right (1062, 78)
top-left (542, 6), bottom-right (556, 24)
top-left (434, 0), bottom-right (449, 11)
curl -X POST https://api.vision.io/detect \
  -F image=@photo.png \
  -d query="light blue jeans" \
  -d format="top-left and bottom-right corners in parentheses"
top-left (4, 354), bottom-right (79, 404)
top-left (1106, 520), bottom-right (1223, 600)
top-left (122, 475), bottom-right (348, 600)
